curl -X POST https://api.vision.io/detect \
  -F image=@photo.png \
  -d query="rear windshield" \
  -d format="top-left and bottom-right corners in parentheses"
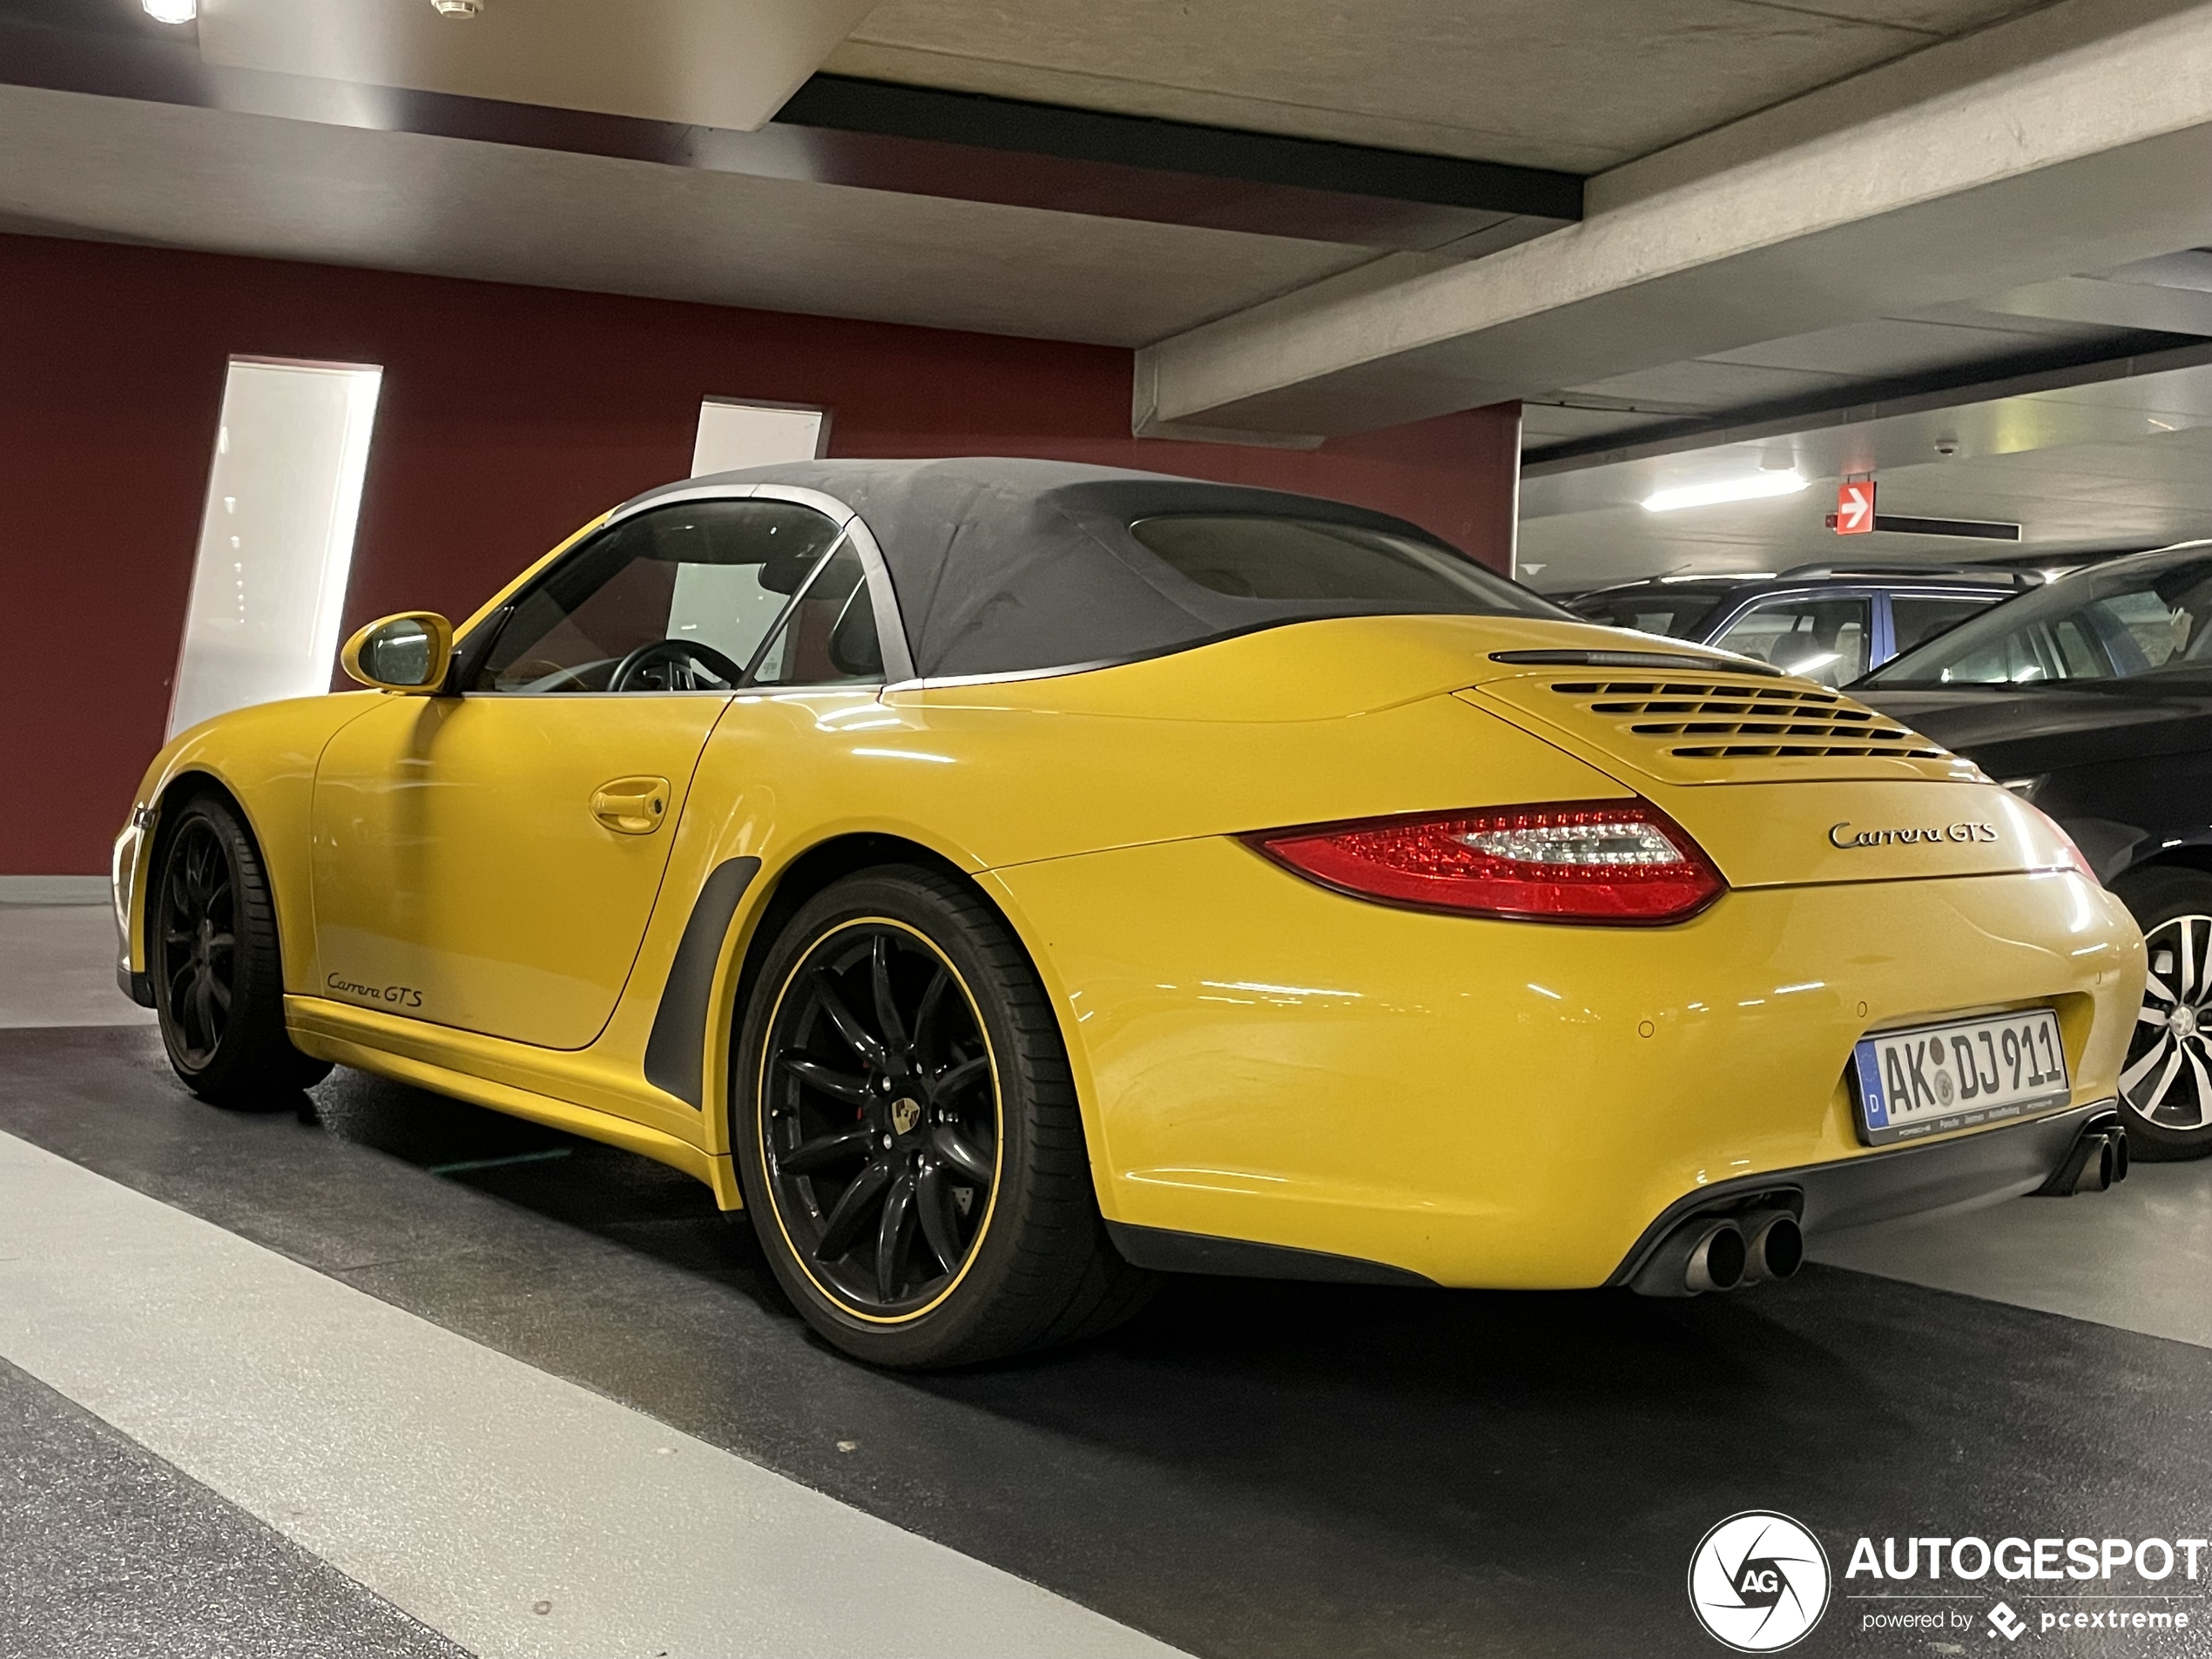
top-left (1129, 515), bottom-right (1561, 618)
top-left (1864, 550), bottom-right (2212, 689)
top-left (1565, 587), bottom-right (1733, 638)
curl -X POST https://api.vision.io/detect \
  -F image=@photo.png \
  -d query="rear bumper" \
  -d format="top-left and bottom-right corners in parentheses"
top-left (1604, 1097), bottom-right (2115, 1286)
top-left (1106, 1102), bottom-right (2117, 1290)
top-left (993, 836), bottom-right (2143, 1290)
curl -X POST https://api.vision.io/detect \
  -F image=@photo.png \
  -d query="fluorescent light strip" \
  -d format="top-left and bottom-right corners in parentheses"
top-left (1642, 472), bottom-right (1808, 513)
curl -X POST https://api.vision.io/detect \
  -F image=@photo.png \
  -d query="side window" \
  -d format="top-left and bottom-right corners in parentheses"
top-left (1712, 597), bottom-right (1871, 686)
top-left (473, 500), bottom-right (843, 692)
top-left (2089, 588), bottom-right (2190, 671)
top-left (2049, 615), bottom-right (2120, 678)
top-left (750, 544), bottom-right (884, 687)
top-left (1891, 595), bottom-right (1998, 656)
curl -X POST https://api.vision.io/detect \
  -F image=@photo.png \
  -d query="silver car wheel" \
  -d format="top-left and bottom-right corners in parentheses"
top-left (2123, 913), bottom-right (2212, 1133)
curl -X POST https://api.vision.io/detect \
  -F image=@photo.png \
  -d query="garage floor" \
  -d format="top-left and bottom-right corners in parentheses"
top-left (6, 903), bottom-right (2211, 1657)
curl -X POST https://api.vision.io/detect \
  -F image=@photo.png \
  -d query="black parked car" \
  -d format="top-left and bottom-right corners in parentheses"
top-left (1567, 564), bottom-right (2028, 686)
top-left (1856, 542), bottom-right (2212, 1159)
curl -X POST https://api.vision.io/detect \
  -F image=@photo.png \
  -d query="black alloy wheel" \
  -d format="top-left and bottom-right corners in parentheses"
top-left (735, 866), bottom-right (1154, 1367)
top-left (151, 793), bottom-right (329, 1108)
top-left (158, 815), bottom-right (236, 1069)
top-left (762, 921), bottom-right (1000, 1313)
top-left (2114, 867), bottom-right (2212, 1160)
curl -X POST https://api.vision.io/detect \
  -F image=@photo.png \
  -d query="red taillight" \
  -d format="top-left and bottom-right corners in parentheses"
top-left (1245, 799), bottom-right (1726, 924)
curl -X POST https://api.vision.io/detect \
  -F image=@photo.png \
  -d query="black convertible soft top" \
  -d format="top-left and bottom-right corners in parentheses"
top-left (623, 456), bottom-right (1553, 680)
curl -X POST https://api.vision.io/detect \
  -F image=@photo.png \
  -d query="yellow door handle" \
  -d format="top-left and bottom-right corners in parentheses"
top-left (590, 776), bottom-right (670, 835)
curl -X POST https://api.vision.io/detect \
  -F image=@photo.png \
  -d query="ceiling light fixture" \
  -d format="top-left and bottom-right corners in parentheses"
top-left (142, 0), bottom-right (195, 22)
top-left (430, 0), bottom-right (482, 15)
top-left (1641, 472), bottom-right (1808, 514)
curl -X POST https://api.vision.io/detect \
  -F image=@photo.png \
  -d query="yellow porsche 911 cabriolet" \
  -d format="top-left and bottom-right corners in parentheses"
top-left (114, 458), bottom-right (2143, 1366)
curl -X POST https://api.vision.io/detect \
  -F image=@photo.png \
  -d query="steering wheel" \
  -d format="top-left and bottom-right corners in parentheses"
top-left (607, 638), bottom-right (746, 693)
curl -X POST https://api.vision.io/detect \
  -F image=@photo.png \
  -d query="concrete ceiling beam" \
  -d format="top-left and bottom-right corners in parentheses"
top-left (0, 21), bottom-right (1579, 253)
top-left (1132, 0), bottom-right (2212, 441)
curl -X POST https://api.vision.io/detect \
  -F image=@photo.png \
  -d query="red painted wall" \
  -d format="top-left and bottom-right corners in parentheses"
top-left (0, 232), bottom-right (1519, 873)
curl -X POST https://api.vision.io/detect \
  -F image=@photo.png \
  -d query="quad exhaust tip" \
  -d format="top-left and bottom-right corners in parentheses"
top-left (1632, 1112), bottom-right (2130, 1298)
top-left (2035, 1113), bottom-right (2129, 1197)
top-left (1743, 1209), bottom-right (1804, 1284)
top-left (1629, 1206), bottom-right (1804, 1298)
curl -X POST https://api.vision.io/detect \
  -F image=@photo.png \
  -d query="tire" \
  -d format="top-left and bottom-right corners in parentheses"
top-left (732, 865), bottom-right (1153, 1367)
top-left (150, 792), bottom-right (331, 1109)
top-left (2111, 866), bottom-right (2212, 1160)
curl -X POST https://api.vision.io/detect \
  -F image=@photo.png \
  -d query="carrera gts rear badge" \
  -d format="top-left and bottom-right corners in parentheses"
top-left (1828, 820), bottom-right (1998, 848)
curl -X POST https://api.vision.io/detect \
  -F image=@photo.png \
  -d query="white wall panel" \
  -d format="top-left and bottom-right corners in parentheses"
top-left (690, 398), bottom-right (826, 476)
top-left (167, 359), bottom-right (381, 738)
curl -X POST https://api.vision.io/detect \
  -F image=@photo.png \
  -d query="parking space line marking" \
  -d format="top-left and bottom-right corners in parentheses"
top-left (0, 1130), bottom-right (1185, 1659)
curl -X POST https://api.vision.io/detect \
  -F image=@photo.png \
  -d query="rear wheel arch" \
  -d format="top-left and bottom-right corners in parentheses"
top-left (725, 856), bottom-right (1152, 1364)
top-left (727, 835), bottom-right (979, 1033)
top-left (717, 834), bottom-right (1102, 1167)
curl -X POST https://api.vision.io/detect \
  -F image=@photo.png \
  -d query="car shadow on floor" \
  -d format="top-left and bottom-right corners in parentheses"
top-left (307, 1062), bottom-right (772, 1282)
top-left (301, 1060), bottom-right (2212, 1657)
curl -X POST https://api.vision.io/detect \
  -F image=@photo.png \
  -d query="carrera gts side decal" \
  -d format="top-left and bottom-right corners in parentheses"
top-left (325, 973), bottom-right (426, 1010)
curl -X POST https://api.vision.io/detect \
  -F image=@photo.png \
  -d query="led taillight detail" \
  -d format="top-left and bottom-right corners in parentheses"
top-left (1246, 799), bottom-right (1726, 924)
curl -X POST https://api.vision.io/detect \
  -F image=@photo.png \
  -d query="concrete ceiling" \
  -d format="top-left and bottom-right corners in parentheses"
top-left (13, 0), bottom-right (2212, 583)
top-left (826, 0), bottom-right (2053, 172)
top-left (3, 0), bottom-right (2175, 381)
top-left (1518, 306), bottom-right (2134, 450)
top-left (197, 0), bottom-right (879, 132)
top-left (1516, 273), bottom-right (2212, 591)
top-left (0, 80), bottom-right (1379, 347)
top-left (1132, 0), bottom-right (2212, 438)
top-left (1517, 418), bottom-right (2212, 591)
top-left (0, 0), bottom-right (2103, 368)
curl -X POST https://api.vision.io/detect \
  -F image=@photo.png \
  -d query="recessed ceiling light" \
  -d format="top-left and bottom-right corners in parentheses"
top-left (142, 0), bottom-right (195, 22)
top-left (1642, 472), bottom-right (1809, 514)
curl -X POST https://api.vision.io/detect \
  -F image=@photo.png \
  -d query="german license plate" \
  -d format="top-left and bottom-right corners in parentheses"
top-left (1850, 1008), bottom-right (2070, 1147)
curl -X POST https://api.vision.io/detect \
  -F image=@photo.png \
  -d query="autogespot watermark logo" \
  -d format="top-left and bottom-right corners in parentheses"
top-left (1845, 1532), bottom-right (2209, 1642)
top-left (1689, 1512), bottom-right (1833, 1652)
top-left (1690, 1515), bottom-right (2212, 1649)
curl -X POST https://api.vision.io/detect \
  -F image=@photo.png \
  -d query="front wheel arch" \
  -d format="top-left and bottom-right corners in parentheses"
top-left (145, 786), bottom-right (330, 1106)
top-left (138, 771), bottom-right (259, 976)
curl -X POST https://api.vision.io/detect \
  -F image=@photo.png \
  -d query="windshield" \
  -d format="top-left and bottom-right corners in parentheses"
top-left (1129, 516), bottom-right (1565, 619)
top-left (1565, 586), bottom-right (1734, 638)
top-left (1863, 549), bottom-right (2212, 690)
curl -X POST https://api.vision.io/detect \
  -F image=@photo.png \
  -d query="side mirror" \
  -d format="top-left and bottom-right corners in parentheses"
top-left (341, 612), bottom-right (455, 693)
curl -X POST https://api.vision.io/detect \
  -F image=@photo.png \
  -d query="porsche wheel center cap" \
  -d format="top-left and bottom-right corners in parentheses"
top-left (890, 1096), bottom-right (923, 1136)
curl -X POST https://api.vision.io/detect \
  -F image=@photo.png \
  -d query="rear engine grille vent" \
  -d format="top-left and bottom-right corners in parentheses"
top-left (1547, 678), bottom-right (1946, 760)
